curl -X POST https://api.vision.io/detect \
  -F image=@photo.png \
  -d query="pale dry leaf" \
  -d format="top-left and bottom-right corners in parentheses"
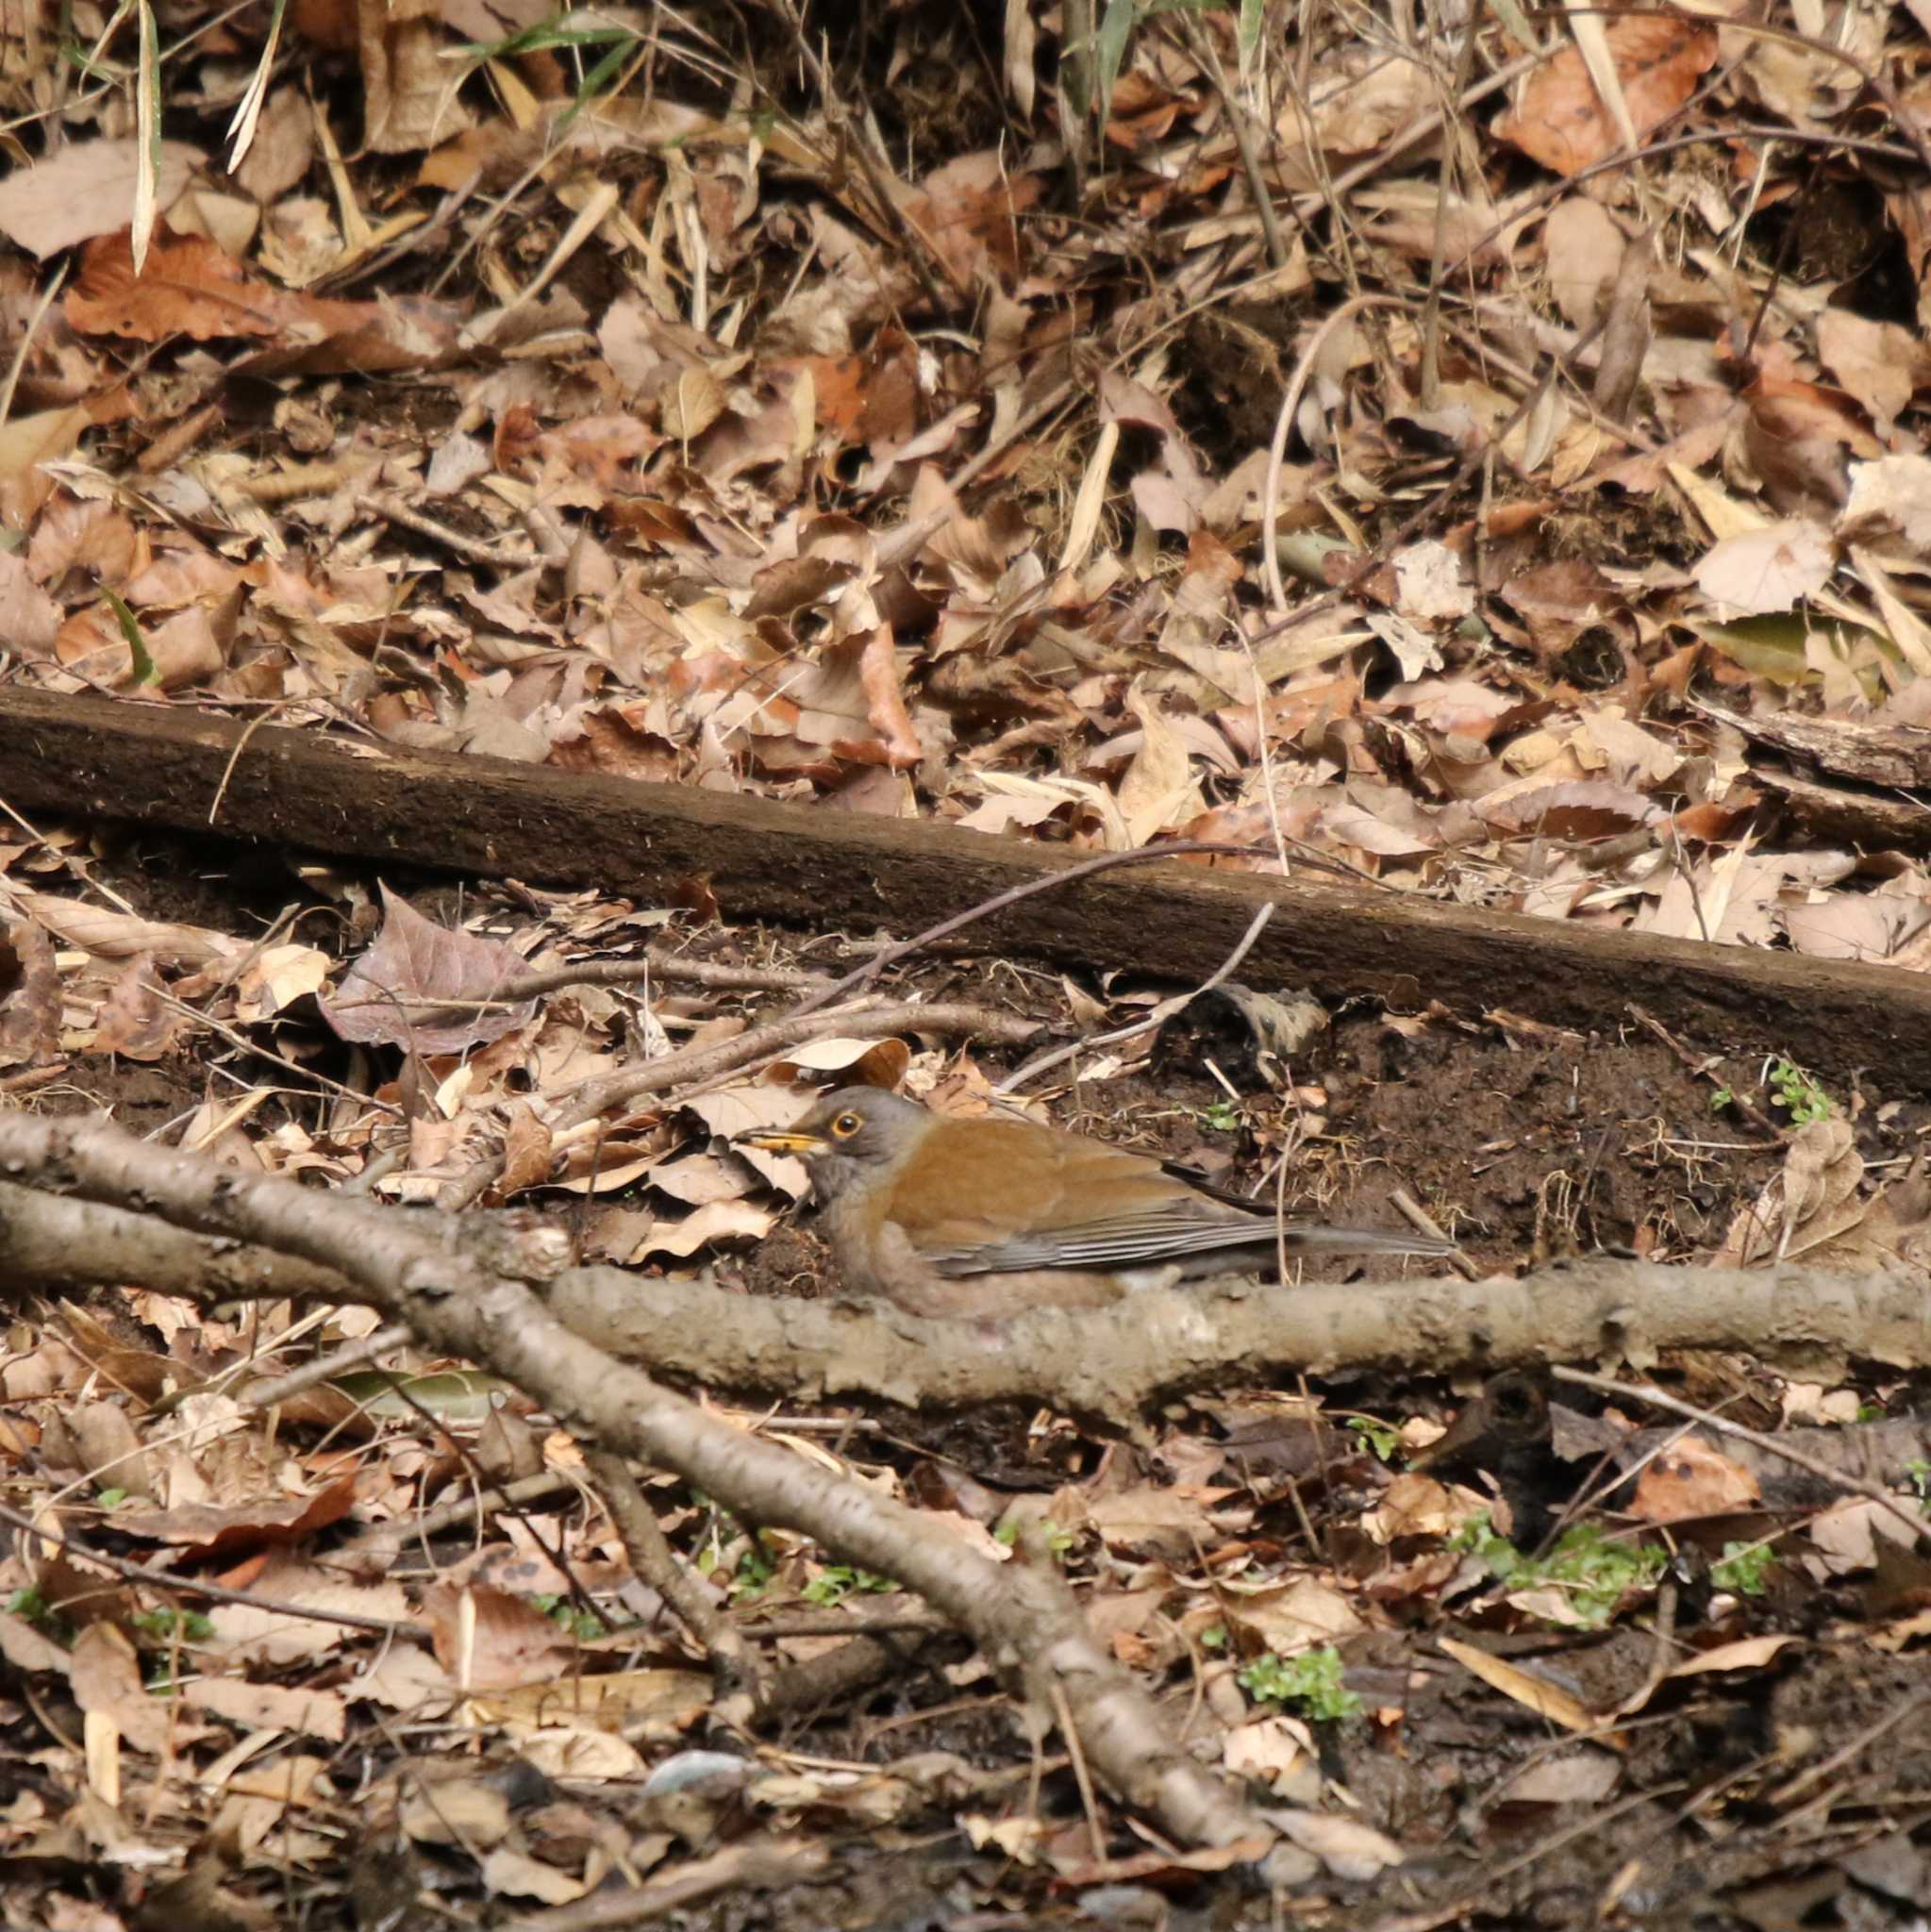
top-left (207, 1569), bottom-right (412, 1666)
top-left (1224, 1715), bottom-right (1316, 1796)
top-left (187, 1677), bottom-right (348, 1741)
top-left (1275, 48), bottom-right (1434, 180)
top-left (1839, 454), bottom-right (1931, 561)
top-left (1665, 1634), bottom-right (1799, 1677)
top-left (1222, 1576), bottom-right (1362, 1655)
top-left (620, 1198), bottom-right (775, 1261)
top-left (1817, 309), bottom-right (1925, 438)
top-left (0, 551), bottom-right (60, 658)
top-left (400, 1778), bottom-right (512, 1848)
top-left (508, 1726), bottom-right (646, 1781)
top-left (1497, 1752), bottom-right (1623, 1805)
top-left (234, 943), bottom-right (331, 1024)
top-left (0, 139), bottom-right (205, 257)
top-left (1391, 540), bottom-right (1473, 621)
top-left (1782, 889), bottom-right (1930, 963)
top-left (70, 1624), bottom-right (173, 1756)
top-left (0, 918), bottom-right (63, 1069)
top-left (1117, 686), bottom-right (1199, 845)
top-left (1693, 520), bottom-right (1835, 617)
top-left (1266, 1807), bottom-right (1407, 1880)
top-left (481, 1845), bottom-right (589, 1905)
top-left (1544, 197), bottom-right (1626, 328)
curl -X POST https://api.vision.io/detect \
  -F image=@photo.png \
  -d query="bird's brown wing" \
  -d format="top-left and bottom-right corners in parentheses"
top-left (885, 1115), bottom-right (1455, 1274)
top-left (881, 1116), bottom-right (1267, 1276)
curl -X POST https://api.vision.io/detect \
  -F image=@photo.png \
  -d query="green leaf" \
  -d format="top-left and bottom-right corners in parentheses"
top-left (101, 590), bottom-right (158, 688)
top-left (1093, 0), bottom-right (1137, 120)
top-left (1687, 613), bottom-right (1889, 691)
top-left (1239, 1645), bottom-right (1361, 1722)
top-left (1712, 1541), bottom-right (1774, 1596)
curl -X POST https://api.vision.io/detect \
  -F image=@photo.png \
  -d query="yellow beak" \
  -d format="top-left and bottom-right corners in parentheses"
top-left (732, 1126), bottom-right (830, 1157)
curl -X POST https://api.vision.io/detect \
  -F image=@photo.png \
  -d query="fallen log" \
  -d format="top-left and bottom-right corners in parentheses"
top-left (1, 684), bottom-right (1926, 1077)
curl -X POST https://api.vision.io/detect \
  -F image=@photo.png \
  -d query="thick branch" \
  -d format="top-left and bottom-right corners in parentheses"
top-left (0, 1178), bottom-right (1921, 1412)
top-left (543, 1255), bottom-right (1931, 1410)
top-left (0, 1178), bottom-right (353, 1304)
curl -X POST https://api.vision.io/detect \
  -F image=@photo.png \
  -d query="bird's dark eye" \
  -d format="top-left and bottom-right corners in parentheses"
top-left (832, 1111), bottom-right (861, 1137)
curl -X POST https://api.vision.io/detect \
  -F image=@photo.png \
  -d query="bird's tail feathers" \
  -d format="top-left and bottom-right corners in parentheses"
top-left (1280, 1223), bottom-right (1458, 1258)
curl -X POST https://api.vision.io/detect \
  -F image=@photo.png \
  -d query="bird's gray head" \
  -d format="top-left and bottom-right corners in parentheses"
top-left (733, 1087), bottom-right (929, 1199)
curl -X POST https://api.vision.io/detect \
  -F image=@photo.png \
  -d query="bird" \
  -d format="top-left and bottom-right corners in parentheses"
top-left (733, 1086), bottom-right (1457, 1320)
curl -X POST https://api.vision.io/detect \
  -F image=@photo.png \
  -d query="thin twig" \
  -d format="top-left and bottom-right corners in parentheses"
top-left (767, 0), bottom-right (963, 310)
top-left (507, 1840), bottom-right (830, 1932)
top-left (1261, 295), bottom-right (1413, 617)
top-left (1627, 1004), bottom-right (1782, 1141)
top-left (788, 839), bottom-right (1347, 1024)
top-left (369, 495), bottom-right (543, 569)
top-left (342, 1468), bottom-right (576, 1555)
top-left (0, 1496), bottom-right (426, 1638)
top-left (438, 997), bottom-right (1040, 1211)
top-left (585, 1446), bottom-right (760, 1719)
top-left (241, 1321), bottom-right (412, 1413)
top-left (997, 902), bottom-right (1273, 1093)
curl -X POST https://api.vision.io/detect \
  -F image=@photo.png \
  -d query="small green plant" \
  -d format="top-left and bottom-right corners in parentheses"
top-left (1200, 1624), bottom-right (1227, 1650)
top-left (96, 1488), bottom-right (128, 1510)
top-left (695, 1515), bottom-right (781, 1602)
top-left (1767, 1057), bottom-right (1832, 1124)
top-left (1453, 1518), bottom-right (1666, 1628)
top-left (1347, 1415), bottom-right (1402, 1463)
top-left (531, 1594), bottom-right (608, 1641)
top-left (132, 1607), bottom-right (214, 1643)
top-left (1709, 1084), bottom-right (1735, 1111)
top-left (721, 1540), bottom-right (777, 1602)
top-left (801, 1565), bottom-right (899, 1607)
top-left (1712, 1542), bottom-right (1775, 1596)
top-left (1239, 1645), bottom-right (1361, 1723)
top-left (1907, 1458), bottom-right (1931, 1508)
top-left (455, 11), bottom-right (640, 130)
top-left (7, 1588), bottom-right (73, 1645)
top-left (1196, 1099), bottom-right (1241, 1133)
top-left (993, 1520), bottom-right (1077, 1559)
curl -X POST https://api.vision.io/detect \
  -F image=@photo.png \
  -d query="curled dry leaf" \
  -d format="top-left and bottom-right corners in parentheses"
top-left (19, 891), bottom-right (240, 969)
top-left (70, 1624), bottom-right (174, 1756)
top-left (1266, 1807), bottom-right (1407, 1881)
top-left (114, 1477), bottom-right (360, 1562)
top-left (1628, 1434), bottom-right (1762, 1524)
top-left (92, 953), bottom-right (183, 1062)
top-left (1222, 1575), bottom-right (1363, 1656)
top-left (1438, 1635), bottom-right (1600, 1736)
top-left (0, 919), bottom-right (61, 1069)
top-left (1494, 16), bottom-right (1717, 177)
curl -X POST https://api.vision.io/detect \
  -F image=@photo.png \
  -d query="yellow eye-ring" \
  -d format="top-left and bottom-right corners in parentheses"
top-left (832, 1111), bottom-right (862, 1136)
